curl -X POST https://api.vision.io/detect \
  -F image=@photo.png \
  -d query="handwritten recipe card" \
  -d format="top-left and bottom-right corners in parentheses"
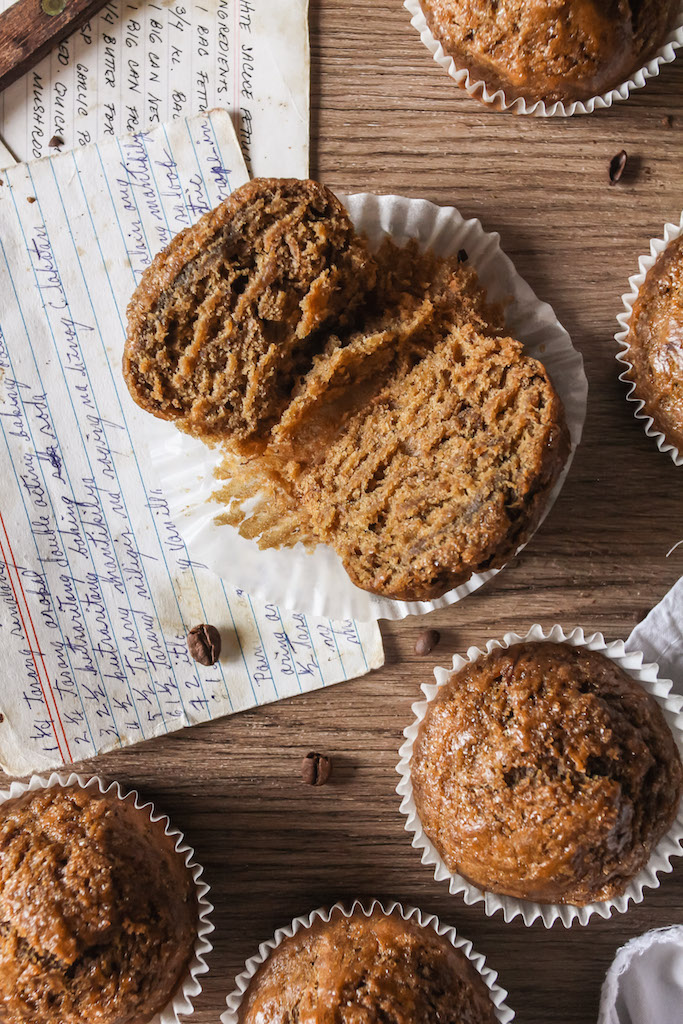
top-left (0, 110), bottom-right (383, 777)
top-left (0, 0), bottom-right (309, 177)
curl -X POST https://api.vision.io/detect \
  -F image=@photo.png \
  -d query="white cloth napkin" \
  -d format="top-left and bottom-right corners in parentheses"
top-left (598, 926), bottom-right (683, 1024)
top-left (599, 579), bottom-right (683, 1024)
top-left (626, 577), bottom-right (683, 686)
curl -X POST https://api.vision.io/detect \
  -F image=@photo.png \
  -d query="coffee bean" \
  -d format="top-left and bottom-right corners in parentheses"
top-left (609, 150), bottom-right (627, 185)
top-left (415, 628), bottom-right (440, 656)
top-left (187, 623), bottom-right (221, 666)
top-left (301, 751), bottom-right (332, 786)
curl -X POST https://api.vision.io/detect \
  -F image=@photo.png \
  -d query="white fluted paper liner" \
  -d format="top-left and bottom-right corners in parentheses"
top-left (615, 211), bottom-right (683, 467)
top-left (404, 0), bottom-right (683, 116)
top-left (221, 898), bottom-right (514, 1023)
top-left (396, 623), bottom-right (683, 928)
top-left (0, 772), bottom-right (214, 1023)
top-left (148, 192), bottom-right (586, 621)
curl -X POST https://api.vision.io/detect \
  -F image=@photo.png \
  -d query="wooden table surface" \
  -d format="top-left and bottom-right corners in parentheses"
top-left (15, 3), bottom-right (683, 1023)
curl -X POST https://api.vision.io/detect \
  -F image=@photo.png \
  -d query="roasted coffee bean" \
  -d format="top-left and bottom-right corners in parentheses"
top-left (609, 150), bottom-right (628, 185)
top-left (415, 628), bottom-right (440, 656)
top-left (301, 751), bottom-right (332, 786)
top-left (187, 623), bottom-right (222, 666)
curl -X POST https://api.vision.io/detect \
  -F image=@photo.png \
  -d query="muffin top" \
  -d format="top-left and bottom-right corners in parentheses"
top-left (411, 642), bottom-right (682, 905)
top-left (625, 233), bottom-right (683, 452)
top-left (419, 0), bottom-right (678, 104)
top-left (0, 785), bottom-right (198, 1024)
top-left (237, 908), bottom-right (498, 1024)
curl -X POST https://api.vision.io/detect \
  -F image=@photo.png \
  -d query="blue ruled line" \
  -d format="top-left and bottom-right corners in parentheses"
top-left (0, 211), bottom-right (128, 745)
top-left (136, 127), bottom-right (234, 707)
top-left (76, 144), bottom-right (206, 716)
top-left (328, 618), bottom-right (347, 680)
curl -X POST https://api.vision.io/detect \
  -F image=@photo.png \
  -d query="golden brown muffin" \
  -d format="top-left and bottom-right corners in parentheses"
top-left (624, 233), bottom-right (683, 452)
top-left (0, 785), bottom-right (198, 1024)
top-left (236, 908), bottom-right (499, 1024)
top-left (419, 0), bottom-right (679, 104)
top-left (412, 642), bottom-right (683, 905)
top-left (124, 178), bottom-right (376, 446)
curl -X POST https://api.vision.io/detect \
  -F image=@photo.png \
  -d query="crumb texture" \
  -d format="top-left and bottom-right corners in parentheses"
top-left (237, 909), bottom-right (498, 1024)
top-left (124, 177), bottom-right (375, 443)
top-left (0, 786), bottom-right (197, 1024)
top-left (412, 642), bottom-right (683, 905)
top-left (124, 178), bottom-right (570, 601)
top-left (419, 0), bottom-right (679, 103)
top-left (279, 322), bottom-right (567, 601)
top-left (626, 233), bottom-right (683, 451)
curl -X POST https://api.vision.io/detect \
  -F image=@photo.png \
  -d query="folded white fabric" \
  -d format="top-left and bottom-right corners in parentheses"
top-left (626, 577), bottom-right (683, 686)
top-left (598, 925), bottom-right (683, 1024)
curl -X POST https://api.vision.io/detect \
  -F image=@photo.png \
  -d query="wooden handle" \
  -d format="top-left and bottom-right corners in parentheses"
top-left (0, 0), bottom-right (110, 94)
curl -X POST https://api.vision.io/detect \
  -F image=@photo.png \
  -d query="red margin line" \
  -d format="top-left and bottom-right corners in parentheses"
top-left (0, 511), bottom-right (71, 762)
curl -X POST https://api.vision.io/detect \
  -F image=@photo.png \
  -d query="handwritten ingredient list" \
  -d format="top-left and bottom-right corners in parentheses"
top-left (0, 0), bottom-right (309, 177)
top-left (0, 110), bottom-right (383, 777)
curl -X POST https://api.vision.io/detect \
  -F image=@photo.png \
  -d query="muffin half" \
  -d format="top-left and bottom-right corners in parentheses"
top-left (124, 178), bottom-right (376, 447)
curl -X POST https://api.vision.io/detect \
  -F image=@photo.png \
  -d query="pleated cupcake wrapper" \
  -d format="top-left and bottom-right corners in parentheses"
top-left (0, 772), bottom-right (214, 1024)
top-left (404, 0), bottom-right (683, 116)
top-left (148, 192), bottom-right (587, 621)
top-left (221, 898), bottom-right (514, 1023)
top-left (396, 623), bottom-right (683, 927)
top-left (615, 211), bottom-right (683, 468)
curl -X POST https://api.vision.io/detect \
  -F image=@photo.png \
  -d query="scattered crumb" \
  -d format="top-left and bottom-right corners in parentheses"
top-left (26, 196), bottom-right (36, 204)
top-left (48, 135), bottom-right (64, 148)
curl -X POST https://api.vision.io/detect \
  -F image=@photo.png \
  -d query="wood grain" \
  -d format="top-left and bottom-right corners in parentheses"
top-left (7, 3), bottom-right (683, 1023)
top-left (0, 0), bottom-right (109, 94)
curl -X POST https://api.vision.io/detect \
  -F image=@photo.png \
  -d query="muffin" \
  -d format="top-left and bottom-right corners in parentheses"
top-left (279, 323), bottom-right (568, 601)
top-left (124, 178), bottom-right (570, 602)
top-left (411, 641), bottom-right (683, 905)
top-left (0, 784), bottom-right (198, 1024)
top-left (624, 232), bottom-right (683, 453)
top-left (124, 177), bottom-right (376, 446)
top-left (418, 0), bottom-right (679, 104)
top-left (235, 907), bottom-right (499, 1023)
